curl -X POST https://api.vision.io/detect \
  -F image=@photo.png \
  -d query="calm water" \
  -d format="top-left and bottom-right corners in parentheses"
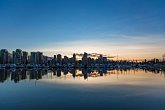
top-left (0, 68), bottom-right (165, 110)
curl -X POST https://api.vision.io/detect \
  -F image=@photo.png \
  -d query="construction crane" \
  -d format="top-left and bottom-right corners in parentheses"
top-left (162, 54), bottom-right (165, 61)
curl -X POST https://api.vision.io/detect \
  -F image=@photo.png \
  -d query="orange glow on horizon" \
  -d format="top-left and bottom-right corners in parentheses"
top-left (31, 39), bottom-right (164, 61)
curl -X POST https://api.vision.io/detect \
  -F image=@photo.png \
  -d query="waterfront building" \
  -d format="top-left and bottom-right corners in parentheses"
top-left (54, 55), bottom-right (57, 61)
top-left (30, 52), bottom-right (43, 64)
top-left (98, 54), bottom-right (103, 63)
top-left (52, 55), bottom-right (57, 65)
top-left (42, 56), bottom-right (48, 65)
top-left (73, 53), bottom-right (76, 61)
top-left (30, 52), bottom-right (37, 64)
top-left (8, 53), bottom-right (12, 64)
top-left (63, 56), bottom-right (69, 64)
top-left (82, 52), bottom-right (88, 66)
top-left (37, 52), bottom-right (43, 64)
top-left (12, 51), bottom-right (16, 64)
top-left (57, 54), bottom-right (62, 63)
top-left (13, 49), bottom-right (23, 65)
top-left (22, 51), bottom-right (28, 64)
top-left (0, 49), bottom-right (9, 64)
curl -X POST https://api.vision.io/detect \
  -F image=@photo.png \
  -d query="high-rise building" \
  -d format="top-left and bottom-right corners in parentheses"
top-left (0, 49), bottom-right (9, 64)
top-left (13, 49), bottom-right (23, 65)
top-left (52, 55), bottom-right (57, 65)
top-left (8, 53), bottom-right (12, 64)
top-left (37, 52), bottom-right (43, 64)
top-left (82, 52), bottom-right (88, 65)
top-left (12, 51), bottom-right (16, 64)
top-left (43, 56), bottom-right (48, 64)
top-left (63, 56), bottom-right (69, 64)
top-left (30, 52), bottom-right (37, 64)
top-left (30, 52), bottom-right (43, 64)
top-left (73, 53), bottom-right (76, 61)
top-left (54, 55), bottom-right (57, 61)
top-left (98, 54), bottom-right (103, 63)
top-left (57, 54), bottom-right (62, 63)
top-left (22, 51), bottom-right (28, 64)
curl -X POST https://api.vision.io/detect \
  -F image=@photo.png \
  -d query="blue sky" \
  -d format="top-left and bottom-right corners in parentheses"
top-left (0, 0), bottom-right (165, 59)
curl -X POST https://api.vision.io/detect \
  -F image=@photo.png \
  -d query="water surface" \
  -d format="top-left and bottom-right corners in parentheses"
top-left (0, 69), bottom-right (165, 110)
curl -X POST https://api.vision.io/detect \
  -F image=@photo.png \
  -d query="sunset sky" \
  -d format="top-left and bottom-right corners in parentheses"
top-left (0, 0), bottom-right (165, 60)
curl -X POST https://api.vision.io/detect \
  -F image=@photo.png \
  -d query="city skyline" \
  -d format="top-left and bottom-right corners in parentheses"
top-left (0, 48), bottom-right (164, 61)
top-left (0, 0), bottom-right (165, 59)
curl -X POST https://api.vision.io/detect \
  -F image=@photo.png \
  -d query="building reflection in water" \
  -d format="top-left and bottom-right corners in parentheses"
top-left (0, 68), bottom-right (165, 83)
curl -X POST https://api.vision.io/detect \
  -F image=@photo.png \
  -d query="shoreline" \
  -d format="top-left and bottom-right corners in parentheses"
top-left (0, 64), bottom-right (164, 71)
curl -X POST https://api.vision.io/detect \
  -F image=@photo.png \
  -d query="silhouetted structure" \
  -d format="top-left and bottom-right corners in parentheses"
top-left (0, 49), bottom-right (164, 70)
top-left (0, 49), bottom-right (9, 64)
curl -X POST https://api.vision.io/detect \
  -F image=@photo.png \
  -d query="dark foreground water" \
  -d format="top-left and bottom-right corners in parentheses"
top-left (0, 68), bottom-right (165, 110)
